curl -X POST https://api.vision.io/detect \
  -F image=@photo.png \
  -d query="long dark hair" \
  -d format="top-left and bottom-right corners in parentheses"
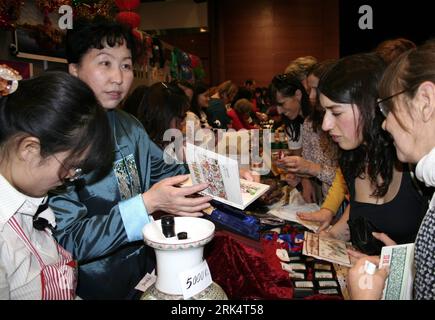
top-left (190, 81), bottom-right (209, 119)
top-left (318, 53), bottom-right (393, 197)
top-left (137, 82), bottom-right (189, 148)
top-left (270, 73), bottom-right (310, 142)
top-left (307, 59), bottom-right (336, 132)
top-left (0, 71), bottom-right (113, 180)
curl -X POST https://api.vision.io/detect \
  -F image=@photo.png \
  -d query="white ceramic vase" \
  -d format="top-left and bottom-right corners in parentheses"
top-left (141, 216), bottom-right (227, 300)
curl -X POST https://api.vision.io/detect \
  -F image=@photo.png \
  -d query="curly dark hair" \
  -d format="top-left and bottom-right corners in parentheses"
top-left (66, 17), bottom-right (138, 64)
top-left (318, 53), bottom-right (394, 197)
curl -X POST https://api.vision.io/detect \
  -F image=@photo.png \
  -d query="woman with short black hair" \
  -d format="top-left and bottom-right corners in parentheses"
top-left (0, 69), bottom-right (112, 299)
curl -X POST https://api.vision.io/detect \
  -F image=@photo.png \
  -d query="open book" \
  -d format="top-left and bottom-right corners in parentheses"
top-left (184, 143), bottom-right (270, 210)
top-left (302, 231), bottom-right (352, 267)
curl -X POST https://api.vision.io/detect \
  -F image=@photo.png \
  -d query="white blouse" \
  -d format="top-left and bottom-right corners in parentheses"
top-left (0, 174), bottom-right (59, 300)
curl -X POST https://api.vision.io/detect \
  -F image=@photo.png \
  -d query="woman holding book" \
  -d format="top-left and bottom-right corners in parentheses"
top-left (348, 41), bottom-right (435, 300)
top-left (316, 53), bottom-right (426, 255)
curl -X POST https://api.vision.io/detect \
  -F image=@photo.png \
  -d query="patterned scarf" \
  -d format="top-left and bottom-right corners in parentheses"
top-left (414, 147), bottom-right (435, 300)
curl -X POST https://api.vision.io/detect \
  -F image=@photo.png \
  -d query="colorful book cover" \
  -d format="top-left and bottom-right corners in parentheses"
top-left (185, 143), bottom-right (269, 210)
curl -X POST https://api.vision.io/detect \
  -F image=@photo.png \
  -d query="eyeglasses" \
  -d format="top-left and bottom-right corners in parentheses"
top-left (376, 89), bottom-right (408, 117)
top-left (52, 154), bottom-right (83, 183)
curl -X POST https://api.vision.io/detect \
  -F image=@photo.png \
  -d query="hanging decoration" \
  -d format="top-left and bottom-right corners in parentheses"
top-left (110, 0), bottom-right (206, 82)
top-left (189, 53), bottom-right (200, 69)
top-left (170, 49), bottom-right (179, 80)
top-left (115, 0), bottom-right (140, 28)
top-left (114, 0), bottom-right (139, 11)
top-left (180, 64), bottom-right (193, 81)
top-left (116, 11), bottom-right (140, 29)
top-left (22, 0), bottom-right (70, 48)
top-left (0, 0), bottom-right (24, 29)
top-left (150, 37), bottom-right (165, 69)
top-left (36, 0), bottom-right (71, 14)
top-left (73, 0), bottom-right (115, 19)
top-left (193, 64), bottom-right (206, 81)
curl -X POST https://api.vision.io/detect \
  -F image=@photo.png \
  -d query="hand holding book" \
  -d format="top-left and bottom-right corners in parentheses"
top-left (142, 174), bottom-right (212, 216)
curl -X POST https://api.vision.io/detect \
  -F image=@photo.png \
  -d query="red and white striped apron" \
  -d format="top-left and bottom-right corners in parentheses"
top-left (8, 217), bottom-right (77, 300)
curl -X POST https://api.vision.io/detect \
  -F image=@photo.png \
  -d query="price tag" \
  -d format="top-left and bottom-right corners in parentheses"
top-left (134, 270), bottom-right (156, 292)
top-left (178, 260), bottom-right (213, 299)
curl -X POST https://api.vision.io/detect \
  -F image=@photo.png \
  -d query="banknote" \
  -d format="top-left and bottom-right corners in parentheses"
top-left (302, 231), bottom-right (352, 267)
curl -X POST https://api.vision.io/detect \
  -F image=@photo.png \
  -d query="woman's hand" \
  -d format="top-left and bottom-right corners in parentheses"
top-left (276, 156), bottom-right (320, 177)
top-left (372, 232), bottom-right (397, 246)
top-left (348, 256), bottom-right (388, 300)
top-left (297, 208), bottom-right (334, 232)
top-left (255, 112), bottom-right (268, 122)
top-left (347, 248), bottom-right (368, 265)
top-left (281, 173), bottom-right (301, 187)
top-left (301, 178), bottom-right (316, 203)
top-left (240, 168), bottom-right (261, 182)
top-left (318, 216), bottom-right (350, 241)
top-left (142, 174), bottom-right (212, 216)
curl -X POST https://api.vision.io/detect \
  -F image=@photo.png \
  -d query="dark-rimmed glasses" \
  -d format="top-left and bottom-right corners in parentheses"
top-left (377, 89), bottom-right (409, 117)
top-left (52, 154), bottom-right (83, 183)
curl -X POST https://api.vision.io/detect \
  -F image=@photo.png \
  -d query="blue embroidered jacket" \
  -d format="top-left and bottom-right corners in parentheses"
top-left (49, 109), bottom-right (186, 299)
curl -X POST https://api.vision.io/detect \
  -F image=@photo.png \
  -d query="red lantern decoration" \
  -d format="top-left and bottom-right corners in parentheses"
top-left (115, 0), bottom-right (140, 11)
top-left (189, 54), bottom-right (200, 68)
top-left (116, 11), bottom-right (140, 29)
top-left (0, 0), bottom-right (24, 29)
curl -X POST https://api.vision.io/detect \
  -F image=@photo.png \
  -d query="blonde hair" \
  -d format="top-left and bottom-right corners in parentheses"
top-left (217, 80), bottom-right (238, 102)
top-left (284, 56), bottom-right (318, 81)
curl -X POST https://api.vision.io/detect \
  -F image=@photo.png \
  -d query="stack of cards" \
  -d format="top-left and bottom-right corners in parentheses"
top-left (276, 248), bottom-right (343, 298)
top-left (302, 231), bottom-right (352, 267)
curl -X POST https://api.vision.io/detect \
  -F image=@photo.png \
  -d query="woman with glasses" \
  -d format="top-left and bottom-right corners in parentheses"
top-left (317, 53), bottom-right (426, 256)
top-left (348, 41), bottom-right (435, 300)
top-left (0, 70), bottom-right (112, 299)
